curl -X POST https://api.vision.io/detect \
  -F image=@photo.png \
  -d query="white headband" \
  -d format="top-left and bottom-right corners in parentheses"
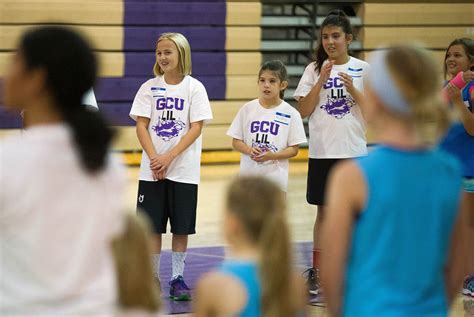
top-left (368, 50), bottom-right (411, 114)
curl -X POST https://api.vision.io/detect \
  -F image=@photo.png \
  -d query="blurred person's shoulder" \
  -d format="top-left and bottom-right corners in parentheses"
top-left (0, 128), bottom-right (35, 168)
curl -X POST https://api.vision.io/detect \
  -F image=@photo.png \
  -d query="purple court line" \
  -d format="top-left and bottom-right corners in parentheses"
top-left (181, 252), bottom-right (226, 259)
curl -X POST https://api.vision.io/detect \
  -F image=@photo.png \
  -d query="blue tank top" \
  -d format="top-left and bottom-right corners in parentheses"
top-left (439, 80), bottom-right (474, 177)
top-left (219, 260), bottom-right (261, 317)
top-left (343, 146), bottom-right (462, 317)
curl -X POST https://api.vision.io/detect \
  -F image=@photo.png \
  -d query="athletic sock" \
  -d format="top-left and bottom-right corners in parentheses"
top-left (153, 254), bottom-right (161, 279)
top-left (171, 252), bottom-right (186, 280)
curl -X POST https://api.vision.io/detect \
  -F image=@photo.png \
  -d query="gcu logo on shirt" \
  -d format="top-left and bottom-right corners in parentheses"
top-left (156, 97), bottom-right (185, 111)
top-left (139, 195), bottom-right (144, 203)
top-left (323, 77), bottom-right (345, 89)
top-left (250, 121), bottom-right (280, 136)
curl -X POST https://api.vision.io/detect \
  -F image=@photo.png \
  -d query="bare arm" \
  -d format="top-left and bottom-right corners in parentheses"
top-left (194, 276), bottom-right (216, 317)
top-left (321, 161), bottom-right (366, 317)
top-left (297, 81), bottom-right (324, 119)
top-left (297, 61), bottom-right (334, 119)
top-left (232, 138), bottom-right (252, 156)
top-left (338, 72), bottom-right (368, 119)
top-left (445, 192), bottom-right (471, 305)
top-left (136, 116), bottom-right (158, 159)
top-left (170, 120), bottom-right (204, 159)
top-left (150, 121), bottom-right (204, 174)
top-left (195, 273), bottom-right (247, 317)
top-left (136, 117), bottom-right (163, 180)
top-left (254, 145), bottom-right (299, 162)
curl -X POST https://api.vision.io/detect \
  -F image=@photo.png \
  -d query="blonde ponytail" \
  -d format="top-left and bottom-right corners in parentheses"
top-left (259, 210), bottom-right (295, 317)
top-left (384, 45), bottom-right (452, 143)
top-left (112, 214), bottom-right (161, 312)
top-left (226, 177), bottom-right (298, 317)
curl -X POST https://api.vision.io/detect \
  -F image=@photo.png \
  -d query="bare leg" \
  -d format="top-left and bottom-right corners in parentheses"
top-left (314, 206), bottom-right (326, 250)
top-left (155, 234), bottom-right (162, 254)
top-left (153, 234), bottom-right (163, 281)
top-left (308, 206), bottom-right (325, 295)
top-left (172, 234), bottom-right (188, 252)
top-left (464, 192), bottom-right (474, 273)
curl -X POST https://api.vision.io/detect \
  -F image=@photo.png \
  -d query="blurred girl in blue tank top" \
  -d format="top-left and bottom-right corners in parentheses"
top-left (439, 38), bottom-right (474, 298)
top-left (195, 177), bottom-right (307, 317)
top-left (321, 45), bottom-right (468, 317)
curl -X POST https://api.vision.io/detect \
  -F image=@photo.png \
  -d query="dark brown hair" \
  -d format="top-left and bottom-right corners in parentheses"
top-left (20, 26), bottom-right (113, 173)
top-left (443, 38), bottom-right (474, 79)
top-left (314, 10), bottom-right (353, 74)
top-left (259, 60), bottom-right (288, 99)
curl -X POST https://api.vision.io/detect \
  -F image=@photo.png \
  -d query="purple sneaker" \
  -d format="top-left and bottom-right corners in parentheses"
top-left (303, 267), bottom-right (321, 295)
top-left (463, 275), bottom-right (474, 297)
top-left (169, 275), bottom-right (191, 301)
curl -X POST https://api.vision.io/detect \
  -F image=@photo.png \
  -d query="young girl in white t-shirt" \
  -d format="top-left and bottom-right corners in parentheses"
top-left (293, 10), bottom-right (369, 299)
top-left (227, 60), bottom-right (307, 192)
top-left (129, 32), bottom-right (213, 301)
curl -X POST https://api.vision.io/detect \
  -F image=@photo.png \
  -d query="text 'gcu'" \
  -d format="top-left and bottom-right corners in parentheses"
top-left (324, 77), bottom-right (347, 98)
top-left (156, 97), bottom-right (185, 111)
top-left (250, 121), bottom-right (280, 136)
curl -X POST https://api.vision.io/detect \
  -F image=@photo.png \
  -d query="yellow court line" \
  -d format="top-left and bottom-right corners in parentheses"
top-left (122, 148), bottom-right (310, 166)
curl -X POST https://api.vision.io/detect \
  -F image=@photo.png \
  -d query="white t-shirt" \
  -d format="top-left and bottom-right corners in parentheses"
top-left (0, 124), bottom-right (126, 316)
top-left (227, 99), bottom-right (307, 191)
top-left (294, 57), bottom-right (369, 159)
top-left (130, 75), bottom-right (213, 185)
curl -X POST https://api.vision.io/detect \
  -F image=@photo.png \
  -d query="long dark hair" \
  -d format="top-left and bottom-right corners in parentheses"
top-left (259, 60), bottom-right (288, 99)
top-left (314, 10), bottom-right (353, 74)
top-left (443, 38), bottom-right (474, 79)
top-left (19, 26), bottom-right (113, 173)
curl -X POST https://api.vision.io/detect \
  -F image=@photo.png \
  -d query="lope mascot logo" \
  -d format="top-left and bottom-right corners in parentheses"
top-left (152, 118), bottom-right (186, 142)
top-left (321, 96), bottom-right (356, 119)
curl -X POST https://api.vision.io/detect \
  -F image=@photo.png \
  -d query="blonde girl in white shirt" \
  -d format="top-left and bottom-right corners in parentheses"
top-left (129, 32), bottom-right (213, 301)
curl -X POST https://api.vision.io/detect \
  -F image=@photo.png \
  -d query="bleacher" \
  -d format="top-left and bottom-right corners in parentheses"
top-left (0, 0), bottom-right (473, 163)
top-left (0, 0), bottom-right (262, 156)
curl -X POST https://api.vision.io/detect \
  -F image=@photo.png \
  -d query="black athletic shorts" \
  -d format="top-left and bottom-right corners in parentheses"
top-left (137, 179), bottom-right (198, 235)
top-left (307, 158), bottom-right (343, 206)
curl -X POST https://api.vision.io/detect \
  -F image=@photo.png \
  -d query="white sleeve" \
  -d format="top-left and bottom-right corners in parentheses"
top-left (359, 62), bottom-right (371, 93)
top-left (287, 110), bottom-right (307, 146)
top-left (82, 88), bottom-right (98, 109)
top-left (293, 63), bottom-right (318, 101)
top-left (190, 81), bottom-right (213, 124)
top-left (226, 106), bottom-right (245, 141)
top-left (129, 82), bottom-right (152, 121)
top-left (0, 142), bottom-right (5, 226)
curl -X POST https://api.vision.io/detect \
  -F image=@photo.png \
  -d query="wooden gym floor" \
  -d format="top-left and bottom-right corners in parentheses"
top-left (124, 162), bottom-right (471, 317)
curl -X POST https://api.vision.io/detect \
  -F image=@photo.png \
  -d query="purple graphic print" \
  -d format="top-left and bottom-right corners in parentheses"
top-left (321, 96), bottom-right (356, 119)
top-left (152, 118), bottom-right (186, 142)
top-left (251, 141), bottom-right (278, 166)
top-left (252, 141), bottom-right (278, 153)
